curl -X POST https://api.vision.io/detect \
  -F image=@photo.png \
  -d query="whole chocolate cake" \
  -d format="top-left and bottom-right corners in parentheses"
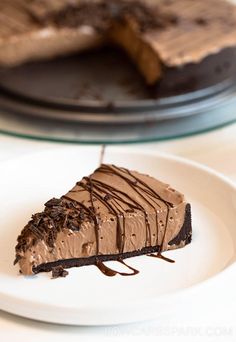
top-left (1, 0), bottom-right (236, 96)
top-left (14, 164), bottom-right (192, 277)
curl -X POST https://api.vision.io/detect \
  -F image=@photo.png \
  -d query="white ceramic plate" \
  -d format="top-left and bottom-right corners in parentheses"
top-left (0, 146), bottom-right (236, 326)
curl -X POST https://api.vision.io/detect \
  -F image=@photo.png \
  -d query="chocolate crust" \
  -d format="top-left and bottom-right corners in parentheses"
top-left (169, 203), bottom-right (192, 246)
top-left (33, 203), bottom-right (192, 274)
top-left (33, 246), bottom-right (161, 273)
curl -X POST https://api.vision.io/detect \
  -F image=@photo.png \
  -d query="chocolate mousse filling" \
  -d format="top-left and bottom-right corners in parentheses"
top-left (15, 164), bottom-right (192, 277)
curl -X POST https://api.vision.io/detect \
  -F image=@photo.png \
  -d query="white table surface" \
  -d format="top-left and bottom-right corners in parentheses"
top-left (1, 123), bottom-right (236, 341)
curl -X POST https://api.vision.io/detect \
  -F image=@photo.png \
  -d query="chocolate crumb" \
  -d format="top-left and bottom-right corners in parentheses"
top-left (68, 221), bottom-right (80, 231)
top-left (43, 0), bottom-right (177, 34)
top-left (79, 209), bottom-right (85, 221)
top-left (51, 266), bottom-right (69, 279)
top-left (51, 2), bottom-right (111, 32)
top-left (45, 198), bottom-right (62, 207)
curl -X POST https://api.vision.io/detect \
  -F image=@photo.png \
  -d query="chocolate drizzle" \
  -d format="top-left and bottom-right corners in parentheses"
top-left (148, 253), bottom-right (175, 264)
top-left (103, 165), bottom-right (170, 253)
top-left (51, 265), bottom-right (69, 279)
top-left (95, 258), bottom-right (139, 277)
top-left (88, 176), bottom-right (100, 254)
top-left (64, 164), bottom-right (173, 257)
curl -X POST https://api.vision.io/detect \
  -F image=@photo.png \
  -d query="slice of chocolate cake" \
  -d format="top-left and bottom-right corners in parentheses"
top-left (1, 0), bottom-right (236, 96)
top-left (14, 164), bottom-right (192, 276)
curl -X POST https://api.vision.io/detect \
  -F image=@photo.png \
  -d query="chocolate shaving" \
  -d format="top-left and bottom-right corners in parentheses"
top-left (39, 0), bottom-right (178, 33)
top-left (79, 209), bottom-right (85, 221)
top-left (15, 198), bottom-right (86, 257)
top-left (45, 198), bottom-right (62, 207)
top-left (28, 224), bottom-right (43, 240)
top-left (13, 254), bottom-right (21, 266)
top-left (49, 207), bottom-right (65, 219)
top-left (47, 2), bottom-right (112, 31)
top-left (68, 220), bottom-right (80, 231)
